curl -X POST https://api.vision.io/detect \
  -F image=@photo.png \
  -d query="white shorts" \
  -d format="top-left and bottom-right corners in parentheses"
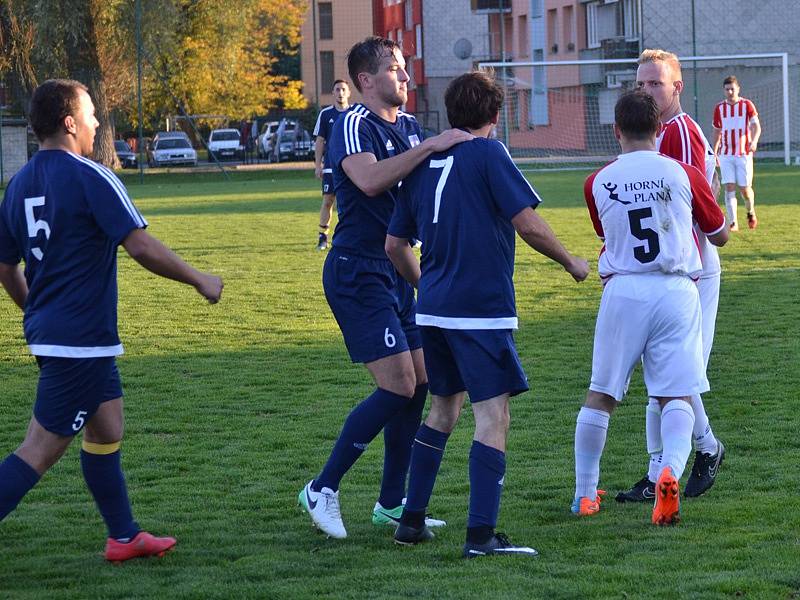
top-left (719, 154), bottom-right (753, 187)
top-left (697, 274), bottom-right (720, 368)
top-left (590, 273), bottom-right (709, 401)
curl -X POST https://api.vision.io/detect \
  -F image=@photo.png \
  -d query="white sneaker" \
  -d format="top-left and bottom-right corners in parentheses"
top-left (298, 481), bottom-right (347, 539)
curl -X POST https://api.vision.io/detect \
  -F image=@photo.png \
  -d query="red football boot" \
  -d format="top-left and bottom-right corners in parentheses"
top-left (105, 531), bottom-right (177, 563)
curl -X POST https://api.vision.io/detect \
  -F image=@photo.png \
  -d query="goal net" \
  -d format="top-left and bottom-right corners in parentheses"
top-left (478, 53), bottom-right (793, 170)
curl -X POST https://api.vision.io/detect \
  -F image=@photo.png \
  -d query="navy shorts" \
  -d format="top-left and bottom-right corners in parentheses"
top-left (323, 246), bottom-right (422, 363)
top-left (322, 170), bottom-right (334, 195)
top-left (34, 356), bottom-right (123, 436)
top-left (420, 327), bottom-right (529, 403)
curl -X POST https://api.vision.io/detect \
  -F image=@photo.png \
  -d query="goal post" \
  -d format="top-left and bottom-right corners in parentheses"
top-left (478, 52), bottom-right (791, 169)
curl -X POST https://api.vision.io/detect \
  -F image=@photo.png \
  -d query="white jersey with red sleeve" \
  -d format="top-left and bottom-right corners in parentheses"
top-left (713, 98), bottom-right (758, 156)
top-left (657, 112), bottom-right (720, 279)
top-left (584, 150), bottom-right (725, 281)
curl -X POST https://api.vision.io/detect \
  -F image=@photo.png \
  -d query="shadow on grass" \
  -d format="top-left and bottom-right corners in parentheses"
top-left (0, 269), bottom-right (797, 598)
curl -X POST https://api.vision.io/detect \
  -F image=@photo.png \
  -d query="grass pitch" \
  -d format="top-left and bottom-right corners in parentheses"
top-left (0, 165), bottom-right (798, 599)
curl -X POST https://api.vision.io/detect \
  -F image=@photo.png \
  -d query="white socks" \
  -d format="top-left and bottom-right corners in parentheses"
top-left (660, 400), bottom-right (695, 480)
top-left (645, 398), bottom-right (663, 483)
top-left (744, 195), bottom-right (755, 215)
top-left (690, 393), bottom-right (718, 454)
top-left (574, 407), bottom-right (610, 499)
top-left (725, 191), bottom-right (737, 225)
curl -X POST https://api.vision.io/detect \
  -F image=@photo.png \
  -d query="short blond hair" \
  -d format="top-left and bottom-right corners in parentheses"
top-left (638, 48), bottom-right (682, 79)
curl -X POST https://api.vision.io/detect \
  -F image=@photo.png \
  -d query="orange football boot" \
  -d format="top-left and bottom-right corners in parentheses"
top-left (105, 531), bottom-right (177, 563)
top-left (652, 467), bottom-right (681, 526)
top-left (571, 489), bottom-right (606, 516)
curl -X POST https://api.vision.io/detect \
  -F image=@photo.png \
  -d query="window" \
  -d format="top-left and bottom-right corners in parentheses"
top-left (320, 51), bottom-right (335, 92)
top-left (517, 15), bottom-right (528, 57)
top-left (623, 0), bottom-right (640, 41)
top-left (415, 24), bottom-right (423, 59)
top-left (318, 2), bottom-right (333, 40)
top-left (562, 5), bottom-right (575, 51)
top-left (405, 0), bottom-right (413, 31)
top-left (586, 1), bottom-right (600, 49)
top-left (547, 9), bottom-right (557, 53)
top-left (387, 29), bottom-right (394, 41)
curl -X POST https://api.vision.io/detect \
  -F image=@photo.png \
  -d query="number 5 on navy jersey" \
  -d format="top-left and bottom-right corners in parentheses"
top-left (25, 196), bottom-right (50, 260)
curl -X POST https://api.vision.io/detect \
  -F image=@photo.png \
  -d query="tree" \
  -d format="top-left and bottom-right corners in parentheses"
top-left (3, 0), bottom-right (309, 165)
top-left (137, 0), bottom-right (308, 123)
top-left (15, 0), bottom-right (121, 167)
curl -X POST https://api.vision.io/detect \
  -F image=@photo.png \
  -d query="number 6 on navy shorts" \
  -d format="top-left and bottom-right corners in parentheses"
top-left (322, 247), bottom-right (422, 364)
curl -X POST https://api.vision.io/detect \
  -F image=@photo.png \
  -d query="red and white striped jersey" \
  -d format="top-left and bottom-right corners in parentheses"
top-left (657, 113), bottom-right (716, 182)
top-left (656, 112), bottom-right (720, 278)
top-left (585, 151), bottom-right (725, 281)
top-left (713, 98), bottom-right (758, 156)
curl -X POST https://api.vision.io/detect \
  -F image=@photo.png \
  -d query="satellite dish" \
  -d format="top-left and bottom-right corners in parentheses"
top-left (453, 38), bottom-right (473, 60)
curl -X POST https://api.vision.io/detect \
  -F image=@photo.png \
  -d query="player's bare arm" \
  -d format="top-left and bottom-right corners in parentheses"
top-left (122, 228), bottom-right (223, 303)
top-left (748, 116), bottom-right (761, 152)
top-left (385, 234), bottom-right (420, 287)
top-left (0, 262), bottom-right (28, 309)
top-left (707, 228), bottom-right (729, 247)
top-left (711, 127), bottom-right (722, 155)
top-left (342, 129), bottom-right (474, 197)
top-left (511, 207), bottom-right (589, 282)
top-left (314, 137), bottom-right (325, 179)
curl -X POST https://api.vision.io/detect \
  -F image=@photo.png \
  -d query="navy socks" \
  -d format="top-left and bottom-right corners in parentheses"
top-left (379, 384), bottom-right (428, 508)
top-left (80, 447), bottom-right (139, 540)
top-left (403, 423), bottom-right (450, 514)
top-left (314, 388), bottom-right (411, 493)
top-left (467, 440), bottom-right (506, 530)
top-left (0, 453), bottom-right (40, 520)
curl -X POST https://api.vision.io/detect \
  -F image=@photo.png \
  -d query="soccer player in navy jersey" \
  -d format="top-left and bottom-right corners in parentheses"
top-left (314, 79), bottom-right (351, 250)
top-left (0, 79), bottom-right (223, 562)
top-left (298, 37), bottom-right (473, 539)
top-left (385, 71), bottom-right (589, 557)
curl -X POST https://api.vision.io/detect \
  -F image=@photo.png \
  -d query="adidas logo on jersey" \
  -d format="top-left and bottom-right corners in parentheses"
top-left (385, 139), bottom-right (395, 151)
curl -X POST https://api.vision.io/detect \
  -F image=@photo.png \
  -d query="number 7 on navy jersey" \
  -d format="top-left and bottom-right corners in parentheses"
top-left (430, 156), bottom-right (454, 223)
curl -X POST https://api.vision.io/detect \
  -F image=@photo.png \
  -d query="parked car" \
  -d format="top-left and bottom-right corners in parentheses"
top-left (147, 132), bottom-right (197, 167)
top-left (256, 121), bottom-right (279, 159)
top-left (269, 120), bottom-right (314, 163)
top-left (208, 128), bottom-right (244, 161)
top-left (114, 140), bottom-right (138, 169)
top-left (151, 130), bottom-right (190, 146)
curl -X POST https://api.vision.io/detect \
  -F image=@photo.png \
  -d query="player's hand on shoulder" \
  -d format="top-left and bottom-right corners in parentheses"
top-left (424, 129), bottom-right (474, 152)
top-left (566, 256), bottom-right (590, 283)
top-left (196, 273), bottom-right (224, 304)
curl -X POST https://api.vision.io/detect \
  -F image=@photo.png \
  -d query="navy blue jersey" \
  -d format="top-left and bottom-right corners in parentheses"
top-left (388, 137), bottom-right (541, 328)
top-left (313, 105), bottom-right (351, 167)
top-left (327, 104), bottom-right (423, 259)
top-left (0, 150), bottom-right (147, 356)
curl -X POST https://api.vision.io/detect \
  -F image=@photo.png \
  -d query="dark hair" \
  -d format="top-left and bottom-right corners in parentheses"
top-left (444, 70), bottom-right (504, 130)
top-left (347, 36), bottom-right (400, 92)
top-left (723, 75), bottom-right (739, 87)
top-left (615, 91), bottom-right (660, 140)
top-left (29, 79), bottom-right (88, 141)
top-left (333, 79), bottom-right (349, 88)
